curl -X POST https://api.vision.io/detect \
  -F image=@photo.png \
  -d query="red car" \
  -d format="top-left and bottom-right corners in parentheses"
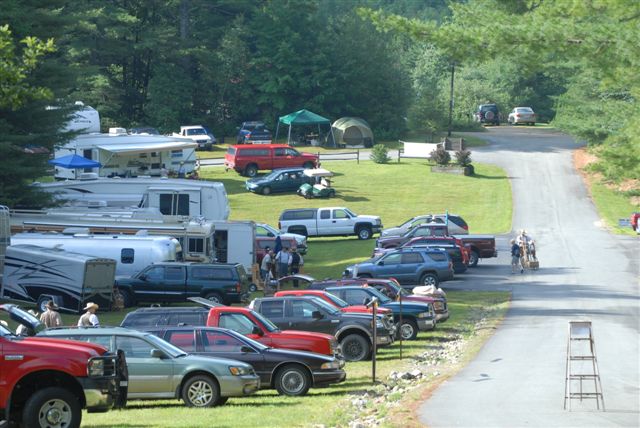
top-left (224, 144), bottom-right (319, 177)
top-left (374, 235), bottom-right (470, 264)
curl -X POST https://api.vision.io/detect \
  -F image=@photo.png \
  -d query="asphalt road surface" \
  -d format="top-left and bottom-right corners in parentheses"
top-left (418, 127), bottom-right (639, 427)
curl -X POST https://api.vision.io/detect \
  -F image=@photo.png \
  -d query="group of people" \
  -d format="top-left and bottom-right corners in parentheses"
top-left (9, 301), bottom-right (101, 336)
top-left (260, 246), bottom-right (304, 285)
top-left (510, 229), bottom-right (536, 274)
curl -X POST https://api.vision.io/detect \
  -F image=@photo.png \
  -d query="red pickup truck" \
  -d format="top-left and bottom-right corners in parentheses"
top-left (224, 144), bottom-right (318, 177)
top-left (0, 304), bottom-right (126, 428)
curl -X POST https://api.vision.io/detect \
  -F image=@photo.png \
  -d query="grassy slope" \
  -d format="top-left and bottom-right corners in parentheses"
top-left (589, 180), bottom-right (638, 236)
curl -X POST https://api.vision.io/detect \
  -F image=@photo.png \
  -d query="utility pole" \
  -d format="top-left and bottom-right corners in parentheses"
top-left (448, 63), bottom-right (455, 137)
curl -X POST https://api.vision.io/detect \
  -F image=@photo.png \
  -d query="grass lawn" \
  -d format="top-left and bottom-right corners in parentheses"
top-left (589, 180), bottom-right (638, 236)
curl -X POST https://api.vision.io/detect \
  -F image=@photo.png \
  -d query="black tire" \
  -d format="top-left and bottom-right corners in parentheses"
top-left (22, 387), bottom-right (82, 428)
top-left (181, 375), bottom-right (220, 407)
top-left (262, 186), bottom-right (272, 196)
top-left (36, 296), bottom-right (52, 313)
top-left (302, 161), bottom-right (314, 170)
top-left (204, 292), bottom-right (225, 305)
top-left (119, 289), bottom-right (134, 308)
top-left (274, 364), bottom-right (311, 396)
top-left (356, 226), bottom-right (372, 240)
top-left (244, 164), bottom-right (258, 177)
top-left (340, 334), bottom-right (371, 362)
top-left (469, 250), bottom-right (479, 267)
top-left (215, 396), bottom-right (229, 406)
top-left (420, 272), bottom-right (439, 287)
top-left (248, 283), bottom-right (258, 293)
top-left (398, 319), bottom-right (419, 340)
top-left (328, 189), bottom-right (336, 198)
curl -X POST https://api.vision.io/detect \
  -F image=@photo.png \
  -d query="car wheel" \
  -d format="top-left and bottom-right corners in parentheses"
top-left (22, 387), bottom-right (82, 428)
top-left (398, 319), bottom-right (419, 340)
top-left (36, 296), bottom-right (52, 313)
top-left (357, 226), bottom-right (372, 240)
top-left (204, 292), bottom-right (225, 305)
top-left (328, 189), bottom-right (336, 198)
top-left (420, 273), bottom-right (439, 287)
top-left (302, 162), bottom-right (314, 169)
top-left (469, 250), bottom-right (479, 267)
top-left (248, 283), bottom-right (258, 293)
top-left (262, 186), bottom-right (272, 196)
top-left (182, 375), bottom-right (220, 407)
top-left (119, 289), bottom-right (134, 308)
top-left (244, 164), bottom-right (258, 177)
top-left (275, 364), bottom-right (311, 396)
top-left (341, 334), bottom-right (371, 362)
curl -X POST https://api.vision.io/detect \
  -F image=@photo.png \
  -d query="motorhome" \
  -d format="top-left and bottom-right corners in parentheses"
top-left (52, 129), bottom-right (197, 179)
top-left (1, 244), bottom-right (116, 313)
top-left (10, 232), bottom-right (181, 278)
top-left (35, 175), bottom-right (230, 220)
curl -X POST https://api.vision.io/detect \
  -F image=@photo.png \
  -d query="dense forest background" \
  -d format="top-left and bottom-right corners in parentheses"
top-left (1, 0), bottom-right (638, 206)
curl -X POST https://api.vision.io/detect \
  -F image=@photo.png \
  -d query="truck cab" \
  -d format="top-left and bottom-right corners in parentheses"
top-left (174, 125), bottom-right (214, 151)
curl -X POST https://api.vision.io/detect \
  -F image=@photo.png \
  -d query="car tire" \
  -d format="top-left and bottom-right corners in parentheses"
top-left (469, 250), bottom-right (479, 267)
top-left (262, 186), bottom-right (272, 196)
top-left (341, 334), bottom-right (371, 362)
top-left (119, 289), bottom-right (134, 308)
top-left (36, 296), bottom-right (53, 313)
top-left (22, 387), bottom-right (82, 428)
top-left (398, 319), bottom-right (419, 340)
top-left (244, 164), bottom-right (258, 177)
top-left (328, 189), bottom-right (336, 197)
top-left (248, 283), bottom-right (258, 293)
top-left (484, 111), bottom-right (495, 121)
top-left (204, 292), bottom-right (225, 305)
top-left (274, 364), bottom-right (311, 396)
top-left (182, 375), bottom-right (220, 407)
top-left (420, 273), bottom-right (439, 287)
top-left (302, 162), bottom-right (314, 170)
top-left (356, 226), bottom-right (372, 240)
top-left (215, 396), bottom-right (229, 406)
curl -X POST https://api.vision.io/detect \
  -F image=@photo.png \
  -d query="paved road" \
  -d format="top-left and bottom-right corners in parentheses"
top-left (418, 127), bottom-right (639, 427)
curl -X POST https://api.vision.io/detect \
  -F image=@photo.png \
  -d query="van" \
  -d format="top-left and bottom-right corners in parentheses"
top-left (224, 144), bottom-right (318, 177)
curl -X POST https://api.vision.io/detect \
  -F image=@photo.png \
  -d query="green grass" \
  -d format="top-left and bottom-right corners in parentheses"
top-left (590, 179), bottom-right (638, 236)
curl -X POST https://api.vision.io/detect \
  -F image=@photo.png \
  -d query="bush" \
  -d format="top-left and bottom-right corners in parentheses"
top-left (430, 146), bottom-right (451, 166)
top-left (455, 149), bottom-right (472, 166)
top-left (371, 144), bottom-right (390, 164)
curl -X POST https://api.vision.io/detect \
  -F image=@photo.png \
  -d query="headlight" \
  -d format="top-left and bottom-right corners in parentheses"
top-left (229, 365), bottom-right (253, 376)
top-left (87, 358), bottom-right (105, 377)
top-left (418, 311), bottom-right (431, 318)
top-left (320, 360), bottom-right (342, 370)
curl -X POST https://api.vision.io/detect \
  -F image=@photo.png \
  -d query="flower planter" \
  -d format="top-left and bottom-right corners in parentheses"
top-left (430, 164), bottom-right (474, 176)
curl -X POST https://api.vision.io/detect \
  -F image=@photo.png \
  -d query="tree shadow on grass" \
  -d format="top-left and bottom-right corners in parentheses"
top-left (471, 173), bottom-right (508, 180)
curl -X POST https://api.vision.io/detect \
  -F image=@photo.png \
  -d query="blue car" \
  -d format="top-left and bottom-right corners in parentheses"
top-left (245, 167), bottom-right (311, 195)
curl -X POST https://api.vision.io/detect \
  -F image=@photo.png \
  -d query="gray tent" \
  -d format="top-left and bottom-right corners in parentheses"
top-left (331, 117), bottom-right (374, 147)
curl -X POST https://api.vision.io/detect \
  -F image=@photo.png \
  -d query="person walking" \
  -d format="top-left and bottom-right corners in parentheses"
top-left (40, 301), bottom-right (62, 328)
top-left (78, 302), bottom-right (100, 327)
top-left (510, 239), bottom-right (523, 274)
top-left (275, 247), bottom-right (291, 279)
top-left (288, 248), bottom-right (304, 287)
top-left (261, 247), bottom-right (273, 281)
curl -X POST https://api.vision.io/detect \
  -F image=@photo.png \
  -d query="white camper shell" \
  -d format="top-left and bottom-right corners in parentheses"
top-left (10, 232), bottom-right (180, 279)
top-left (1, 244), bottom-right (116, 313)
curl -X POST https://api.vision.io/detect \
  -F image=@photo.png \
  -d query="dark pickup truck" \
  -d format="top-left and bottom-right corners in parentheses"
top-left (453, 235), bottom-right (497, 266)
top-left (237, 121), bottom-right (272, 144)
top-left (115, 262), bottom-right (249, 307)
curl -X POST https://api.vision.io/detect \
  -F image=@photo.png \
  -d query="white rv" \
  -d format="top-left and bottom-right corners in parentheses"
top-left (10, 232), bottom-right (180, 279)
top-left (52, 129), bottom-right (197, 179)
top-left (35, 175), bottom-right (230, 220)
top-left (1, 244), bottom-right (116, 313)
top-left (210, 220), bottom-right (256, 272)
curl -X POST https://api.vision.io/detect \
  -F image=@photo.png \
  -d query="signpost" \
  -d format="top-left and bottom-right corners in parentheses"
top-left (366, 297), bottom-right (379, 383)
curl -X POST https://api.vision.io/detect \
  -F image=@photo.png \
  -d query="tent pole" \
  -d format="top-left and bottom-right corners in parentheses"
top-left (329, 125), bottom-right (337, 147)
top-left (275, 121), bottom-right (280, 143)
top-left (287, 124), bottom-right (292, 145)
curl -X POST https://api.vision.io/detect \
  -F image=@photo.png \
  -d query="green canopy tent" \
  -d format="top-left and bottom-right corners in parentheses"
top-left (274, 109), bottom-right (336, 147)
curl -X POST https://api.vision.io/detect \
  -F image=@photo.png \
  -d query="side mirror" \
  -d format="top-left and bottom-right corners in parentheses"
top-left (378, 261), bottom-right (385, 266)
top-left (311, 310), bottom-right (323, 320)
top-left (251, 326), bottom-right (264, 336)
top-left (150, 349), bottom-right (165, 358)
top-left (240, 345), bottom-right (255, 353)
top-left (363, 297), bottom-right (371, 306)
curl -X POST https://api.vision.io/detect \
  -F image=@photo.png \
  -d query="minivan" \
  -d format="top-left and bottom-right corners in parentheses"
top-left (224, 144), bottom-right (318, 177)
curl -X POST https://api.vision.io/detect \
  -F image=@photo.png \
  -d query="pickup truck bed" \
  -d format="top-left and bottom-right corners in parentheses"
top-left (453, 234), bottom-right (497, 266)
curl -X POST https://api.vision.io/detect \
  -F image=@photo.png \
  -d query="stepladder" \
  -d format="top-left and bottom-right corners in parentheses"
top-left (564, 321), bottom-right (605, 411)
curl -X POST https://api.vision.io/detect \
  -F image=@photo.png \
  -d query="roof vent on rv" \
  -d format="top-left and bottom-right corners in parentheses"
top-left (78, 172), bottom-right (99, 180)
top-left (109, 127), bottom-right (127, 135)
top-left (62, 227), bottom-right (91, 235)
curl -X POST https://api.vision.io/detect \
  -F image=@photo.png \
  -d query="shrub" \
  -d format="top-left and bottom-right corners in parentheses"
top-left (430, 146), bottom-right (451, 166)
top-left (455, 149), bottom-right (472, 166)
top-left (371, 144), bottom-right (390, 164)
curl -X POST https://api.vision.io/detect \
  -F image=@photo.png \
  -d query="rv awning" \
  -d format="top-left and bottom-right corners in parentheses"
top-left (97, 141), bottom-right (197, 154)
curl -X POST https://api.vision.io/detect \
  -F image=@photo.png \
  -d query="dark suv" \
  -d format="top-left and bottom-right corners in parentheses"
top-left (475, 103), bottom-right (500, 125)
top-left (250, 295), bottom-right (394, 362)
top-left (115, 262), bottom-right (249, 307)
top-left (237, 121), bottom-right (272, 144)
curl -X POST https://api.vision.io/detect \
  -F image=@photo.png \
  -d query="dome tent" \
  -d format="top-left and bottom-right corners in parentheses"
top-left (331, 117), bottom-right (373, 147)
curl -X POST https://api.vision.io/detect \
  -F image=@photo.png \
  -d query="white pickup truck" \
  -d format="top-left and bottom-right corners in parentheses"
top-left (278, 207), bottom-right (383, 240)
top-left (173, 125), bottom-right (215, 150)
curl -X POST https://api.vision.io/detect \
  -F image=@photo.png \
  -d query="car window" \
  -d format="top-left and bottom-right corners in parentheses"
top-left (410, 218), bottom-right (429, 229)
top-left (164, 330), bottom-right (196, 352)
top-left (145, 266), bottom-right (164, 281)
top-left (219, 313), bottom-right (256, 335)
top-left (382, 253), bottom-right (402, 264)
top-left (401, 253), bottom-right (424, 264)
top-left (58, 334), bottom-right (112, 350)
top-left (291, 300), bottom-right (318, 318)
top-left (202, 331), bottom-right (245, 353)
top-left (121, 248), bottom-right (135, 264)
top-left (333, 209), bottom-right (348, 219)
top-left (116, 336), bottom-right (155, 358)
top-left (427, 252), bottom-right (448, 262)
top-left (165, 267), bottom-right (185, 281)
top-left (413, 227), bottom-right (432, 237)
top-left (167, 312), bottom-right (205, 326)
top-left (260, 300), bottom-right (285, 318)
top-left (343, 289), bottom-right (370, 306)
top-left (274, 148), bottom-right (286, 157)
top-left (285, 148), bottom-right (300, 157)
top-left (320, 210), bottom-right (330, 220)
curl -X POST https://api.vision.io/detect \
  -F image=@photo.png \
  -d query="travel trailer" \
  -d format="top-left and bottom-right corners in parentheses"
top-left (10, 232), bottom-right (181, 278)
top-left (35, 175), bottom-right (230, 220)
top-left (52, 129), bottom-right (197, 179)
top-left (1, 244), bottom-right (116, 313)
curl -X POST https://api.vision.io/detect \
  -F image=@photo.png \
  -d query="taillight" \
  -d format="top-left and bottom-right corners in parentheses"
top-left (462, 224), bottom-right (468, 230)
top-left (236, 283), bottom-right (241, 292)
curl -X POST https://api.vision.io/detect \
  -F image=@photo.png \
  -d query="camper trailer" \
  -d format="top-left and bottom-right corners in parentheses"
top-left (1, 245), bottom-right (116, 313)
top-left (35, 175), bottom-right (230, 220)
top-left (211, 220), bottom-right (256, 272)
top-left (10, 232), bottom-right (180, 278)
top-left (52, 130), bottom-right (197, 179)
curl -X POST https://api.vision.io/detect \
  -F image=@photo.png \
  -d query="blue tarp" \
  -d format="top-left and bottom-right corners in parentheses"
top-left (48, 154), bottom-right (101, 169)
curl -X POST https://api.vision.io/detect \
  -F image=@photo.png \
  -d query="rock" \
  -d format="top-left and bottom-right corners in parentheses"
top-left (410, 369), bottom-right (423, 378)
top-left (400, 371), bottom-right (415, 380)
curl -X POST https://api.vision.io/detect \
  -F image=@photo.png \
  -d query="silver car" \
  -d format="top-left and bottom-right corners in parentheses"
top-left (508, 107), bottom-right (536, 125)
top-left (380, 214), bottom-right (468, 237)
top-left (39, 327), bottom-right (260, 407)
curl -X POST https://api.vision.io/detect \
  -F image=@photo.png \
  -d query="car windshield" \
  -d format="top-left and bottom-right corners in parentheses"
top-left (365, 287), bottom-right (392, 304)
top-left (383, 281), bottom-right (408, 296)
top-left (322, 293), bottom-right (349, 308)
top-left (187, 128), bottom-right (206, 135)
top-left (516, 107), bottom-right (533, 113)
top-left (0, 323), bottom-right (13, 336)
top-left (307, 297), bottom-right (341, 315)
top-left (251, 310), bottom-right (280, 333)
top-left (224, 329), bottom-right (269, 351)
top-left (258, 223), bottom-right (279, 236)
top-left (143, 333), bottom-right (188, 357)
top-left (344, 208), bottom-right (357, 217)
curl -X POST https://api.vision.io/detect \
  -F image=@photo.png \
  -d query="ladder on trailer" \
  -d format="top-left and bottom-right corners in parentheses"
top-left (564, 321), bottom-right (605, 410)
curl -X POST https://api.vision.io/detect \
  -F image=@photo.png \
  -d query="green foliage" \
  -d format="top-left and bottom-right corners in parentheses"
top-left (431, 145), bottom-right (451, 166)
top-left (455, 149), bottom-right (472, 166)
top-left (370, 144), bottom-right (390, 164)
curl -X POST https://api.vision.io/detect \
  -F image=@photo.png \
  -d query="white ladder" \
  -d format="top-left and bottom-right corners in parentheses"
top-left (564, 321), bottom-right (605, 410)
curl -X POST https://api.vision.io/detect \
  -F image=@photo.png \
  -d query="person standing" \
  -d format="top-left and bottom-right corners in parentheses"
top-left (275, 247), bottom-right (291, 279)
top-left (40, 301), bottom-right (62, 328)
top-left (160, 163), bottom-right (168, 178)
top-left (261, 247), bottom-right (273, 281)
top-left (177, 161), bottom-right (186, 178)
top-left (510, 239), bottom-right (522, 274)
top-left (288, 248), bottom-right (304, 287)
top-left (78, 302), bottom-right (100, 327)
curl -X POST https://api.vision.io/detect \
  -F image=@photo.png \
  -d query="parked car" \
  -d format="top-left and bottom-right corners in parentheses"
top-left (380, 214), bottom-right (469, 238)
top-left (279, 207), bottom-right (383, 240)
top-left (256, 222), bottom-right (308, 254)
top-left (454, 234), bottom-right (498, 267)
top-left (129, 126), bottom-right (160, 135)
top-left (249, 295), bottom-right (395, 361)
top-left (374, 239), bottom-right (468, 274)
top-left (224, 144), bottom-right (318, 177)
top-left (39, 327), bottom-right (260, 407)
top-left (343, 247), bottom-right (454, 286)
top-left (237, 121), bottom-right (273, 144)
top-left (148, 326), bottom-right (345, 396)
top-left (115, 262), bottom-right (250, 307)
top-left (173, 125), bottom-right (215, 151)
top-left (507, 107), bottom-right (536, 125)
top-left (474, 103), bottom-right (500, 126)
top-left (322, 286), bottom-right (437, 340)
top-left (120, 305), bottom-right (342, 359)
top-left (246, 167), bottom-right (311, 195)
top-left (375, 223), bottom-right (450, 249)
